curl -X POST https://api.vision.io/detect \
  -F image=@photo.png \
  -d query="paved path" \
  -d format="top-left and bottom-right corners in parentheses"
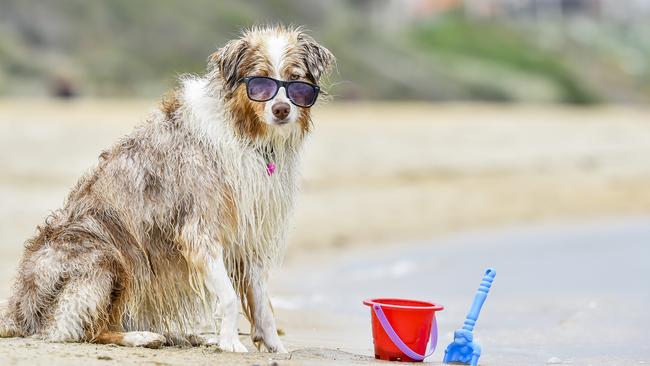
top-left (274, 217), bottom-right (650, 365)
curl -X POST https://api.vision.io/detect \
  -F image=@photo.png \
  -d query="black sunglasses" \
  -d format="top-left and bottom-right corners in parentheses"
top-left (239, 76), bottom-right (320, 108)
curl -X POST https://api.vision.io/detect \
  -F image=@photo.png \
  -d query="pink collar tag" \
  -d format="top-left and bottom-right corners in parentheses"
top-left (266, 162), bottom-right (276, 176)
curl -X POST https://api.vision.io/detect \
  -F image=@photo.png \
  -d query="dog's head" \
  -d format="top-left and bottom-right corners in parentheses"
top-left (208, 25), bottom-right (335, 142)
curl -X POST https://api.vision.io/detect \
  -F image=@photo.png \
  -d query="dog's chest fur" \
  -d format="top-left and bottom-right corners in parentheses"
top-left (179, 77), bottom-right (301, 269)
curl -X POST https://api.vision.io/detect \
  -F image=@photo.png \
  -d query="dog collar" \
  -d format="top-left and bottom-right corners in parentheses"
top-left (266, 162), bottom-right (276, 176)
top-left (258, 147), bottom-right (276, 176)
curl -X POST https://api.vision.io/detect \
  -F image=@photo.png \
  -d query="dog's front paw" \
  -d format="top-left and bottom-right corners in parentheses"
top-left (269, 341), bottom-right (288, 354)
top-left (208, 336), bottom-right (248, 353)
top-left (252, 328), bottom-right (287, 353)
top-left (220, 337), bottom-right (248, 353)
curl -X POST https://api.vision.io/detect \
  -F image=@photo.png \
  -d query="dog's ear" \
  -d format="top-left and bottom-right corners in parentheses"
top-left (208, 39), bottom-right (249, 93)
top-left (298, 34), bottom-right (335, 83)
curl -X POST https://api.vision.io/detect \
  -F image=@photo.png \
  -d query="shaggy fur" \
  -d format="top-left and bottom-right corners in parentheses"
top-left (0, 25), bottom-right (334, 353)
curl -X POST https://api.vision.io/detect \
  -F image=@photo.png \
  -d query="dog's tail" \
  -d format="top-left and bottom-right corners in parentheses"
top-left (0, 299), bottom-right (22, 338)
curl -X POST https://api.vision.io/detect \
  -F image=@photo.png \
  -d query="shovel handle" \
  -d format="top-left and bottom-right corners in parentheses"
top-left (463, 268), bottom-right (496, 332)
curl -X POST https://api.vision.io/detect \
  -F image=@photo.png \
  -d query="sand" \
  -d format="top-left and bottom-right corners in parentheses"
top-left (1, 100), bottom-right (649, 365)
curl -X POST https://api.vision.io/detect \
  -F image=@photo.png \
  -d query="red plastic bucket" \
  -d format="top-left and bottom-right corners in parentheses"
top-left (363, 298), bottom-right (444, 362)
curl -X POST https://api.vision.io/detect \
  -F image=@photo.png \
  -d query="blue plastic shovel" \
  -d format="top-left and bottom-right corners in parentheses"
top-left (443, 268), bottom-right (496, 366)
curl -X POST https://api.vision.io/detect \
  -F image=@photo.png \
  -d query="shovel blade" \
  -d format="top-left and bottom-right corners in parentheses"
top-left (443, 330), bottom-right (481, 365)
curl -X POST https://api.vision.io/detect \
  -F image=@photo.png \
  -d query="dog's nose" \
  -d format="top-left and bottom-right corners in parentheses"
top-left (272, 102), bottom-right (290, 121)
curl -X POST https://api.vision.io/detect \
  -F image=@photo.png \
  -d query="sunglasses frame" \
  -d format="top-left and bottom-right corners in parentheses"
top-left (239, 76), bottom-right (320, 108)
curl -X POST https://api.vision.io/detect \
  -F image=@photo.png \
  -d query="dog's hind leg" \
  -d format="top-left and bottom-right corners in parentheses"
top-left (40, 269), bottom-right (114, 343)
top-left (42, 268), bottom-right (166, 348)
top-left (7, 245), bottom-right (70, 337)
top-left (94, 331), bottom-right (166, 348)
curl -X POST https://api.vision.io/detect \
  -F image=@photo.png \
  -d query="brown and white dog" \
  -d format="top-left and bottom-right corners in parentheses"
top-left (0, 25), bottom-right (334, 353)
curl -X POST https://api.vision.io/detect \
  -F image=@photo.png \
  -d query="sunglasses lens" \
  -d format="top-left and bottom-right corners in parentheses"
top-left (287, 82), bottom-right (317, 107)
top-left (247, 78), bottom-right (277, 101)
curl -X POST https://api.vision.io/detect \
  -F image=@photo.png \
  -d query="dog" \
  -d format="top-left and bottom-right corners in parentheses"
top-left (0, 25), bottom-right (334, 353)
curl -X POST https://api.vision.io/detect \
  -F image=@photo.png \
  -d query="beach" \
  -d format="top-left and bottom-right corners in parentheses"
top-left (1, 101), bottom-right (649, 365)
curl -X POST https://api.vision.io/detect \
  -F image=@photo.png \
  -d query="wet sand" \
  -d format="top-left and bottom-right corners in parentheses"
top-left (1, 100), bottom-right (649, 365)
top-left (273, 217), bottom-right (650, 365)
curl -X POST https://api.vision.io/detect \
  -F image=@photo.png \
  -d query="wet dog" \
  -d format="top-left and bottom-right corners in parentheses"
top-left (0, 25), bottom-right (334, 353)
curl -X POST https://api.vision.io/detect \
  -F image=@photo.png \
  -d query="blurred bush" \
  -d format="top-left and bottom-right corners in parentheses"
top-left (0, 0), bottom-right (648, 103)
top-left (410, 14), bottom-right (597, 103)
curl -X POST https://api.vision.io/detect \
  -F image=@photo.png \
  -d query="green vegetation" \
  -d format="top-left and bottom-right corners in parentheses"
top-left (411, 14), bottom-right (598, 104)
top-left (0, 0), bottom-right (647, 103)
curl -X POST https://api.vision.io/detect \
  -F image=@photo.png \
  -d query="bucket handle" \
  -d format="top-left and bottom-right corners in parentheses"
top-left (372, 304), bottom-right (438, 361)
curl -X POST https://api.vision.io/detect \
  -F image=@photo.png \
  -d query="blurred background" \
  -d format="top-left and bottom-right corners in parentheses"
top-left (2, 0), bottom-right (650, 102)
top-left (0, 1), bottom-right (649, 364)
